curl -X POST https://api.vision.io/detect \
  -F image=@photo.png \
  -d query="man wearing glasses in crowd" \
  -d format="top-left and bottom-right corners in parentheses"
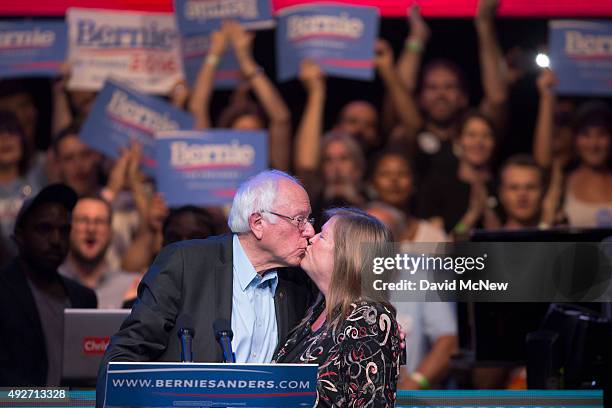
top-left (97, 170), bottom-right (317, 406)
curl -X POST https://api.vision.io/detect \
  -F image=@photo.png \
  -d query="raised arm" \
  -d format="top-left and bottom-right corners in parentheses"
top-left (294, 60), bottom-right (326, 177)
top-left (375, 38), bottom-right (421, 149)
top-left (475, 0), bottom-right (508, 125)
top-left (540, 157), bottom-right (564, 228)
top-left (393, 5), bottom-right (429, 145)
top-left (121, 144), bottom-right (168, 272)
top-left (533, 68), bottom-right (557, 169)
top-left (227, 21), bottom-right (292, 171)
top-left (188, 27), bottom-right (228, 129)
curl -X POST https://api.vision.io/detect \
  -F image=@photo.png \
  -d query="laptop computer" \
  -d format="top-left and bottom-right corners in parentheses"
top-left (62, 308), bottom-right (131, 386)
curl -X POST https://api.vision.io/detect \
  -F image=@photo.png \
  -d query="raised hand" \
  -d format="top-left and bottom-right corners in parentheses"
top-left (467, 181), bottom-right (489, 218)
top-left (125, 141), bottom-right (145, 190)
top-left (226, 20), bottom-right (255, 61)
top-left (209, 26), bottom-right (229, 57)
top-left (105, 148), bottom-right (131, 198)
top-left (408, 5), bottom-right (430, 44)
top-left (475, 0), bottom-right (499, 23)
top-left (299, 59), bottom-right (325, 93)
top-left (536, 68), bottom-right (557, 97)
top-left (146, 193), bottom-right (169, 233)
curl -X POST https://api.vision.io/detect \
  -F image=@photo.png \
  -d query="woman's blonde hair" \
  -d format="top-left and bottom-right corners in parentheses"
top-left (323, 207), bottom-right (394, 328)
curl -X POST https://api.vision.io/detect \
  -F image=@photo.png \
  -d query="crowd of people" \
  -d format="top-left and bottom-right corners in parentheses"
top-left (1, 0), bottom-right (611, 398)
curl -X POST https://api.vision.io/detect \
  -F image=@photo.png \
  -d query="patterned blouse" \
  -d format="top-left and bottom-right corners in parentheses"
top-left (273, 298), bottom-right (403, 407)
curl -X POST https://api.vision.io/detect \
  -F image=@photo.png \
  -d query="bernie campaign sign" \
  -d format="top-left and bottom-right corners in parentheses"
top-left (174, 0), bottom-right (274, 34)
top-left (156, 129), bottom-right (267, 205)
top-left (0, 20), bottom-right (66, 78)
top-left (549, 20), bottom-right (612, 96)
top-left (80, 79), bottom-right (194, 174)
top-left (67, 8), bottom-right (184, 94)
top-left (276, 3), bottom-right (379, 81)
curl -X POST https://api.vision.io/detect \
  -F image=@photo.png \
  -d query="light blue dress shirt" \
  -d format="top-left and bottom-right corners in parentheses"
top-left (231, 234), bottom-right (279, 363)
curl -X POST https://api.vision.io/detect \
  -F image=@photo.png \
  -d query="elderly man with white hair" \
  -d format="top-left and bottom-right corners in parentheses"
top-left (96, 170), bottom-right (316, 405)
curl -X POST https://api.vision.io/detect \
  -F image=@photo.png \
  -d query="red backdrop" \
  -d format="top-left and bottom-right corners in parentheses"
top-left (1, 0), bottom-right (611, 17)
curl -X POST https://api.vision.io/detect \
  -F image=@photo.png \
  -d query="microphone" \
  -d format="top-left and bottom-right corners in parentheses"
top-left (176, 314), bottom-right (195, 362)
top-left (213, 318), bottom-right (236, 363)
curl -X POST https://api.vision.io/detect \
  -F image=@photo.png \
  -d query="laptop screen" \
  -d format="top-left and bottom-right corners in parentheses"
top-left (62, 308), bottom-right (131, 386)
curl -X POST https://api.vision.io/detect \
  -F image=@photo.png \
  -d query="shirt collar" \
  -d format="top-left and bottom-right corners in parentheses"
top-left (233, 234), bottom-right (278, 293)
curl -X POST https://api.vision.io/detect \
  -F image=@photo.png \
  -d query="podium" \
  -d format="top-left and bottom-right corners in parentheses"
top-left (103, 362), bottom-right (318, 407)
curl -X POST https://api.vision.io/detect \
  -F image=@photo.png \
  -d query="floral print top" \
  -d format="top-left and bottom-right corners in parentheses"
top-left (274, 298), bottom-right (403, 407)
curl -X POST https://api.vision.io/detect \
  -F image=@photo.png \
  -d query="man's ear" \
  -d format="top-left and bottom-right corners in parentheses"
top-left (248, 212), bottom-right (264, 240)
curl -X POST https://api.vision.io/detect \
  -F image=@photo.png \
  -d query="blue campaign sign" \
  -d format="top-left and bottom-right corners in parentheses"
top-left (174, 0), bottom-right (274, 35)
top-left (276, 3), bottom-right (379, 82)
top-left (181, 33), bottom-right (241, 89)
top-left (155, 130), bottom-right (268, 206)
top-left (0, 20), bottom-right (66, 78)
top-left (104, 362), bottom-right (317, 407)
top-left (80, 80), bottom-right (194, 174)
top-left (550, 20), bottom-right (612, 96)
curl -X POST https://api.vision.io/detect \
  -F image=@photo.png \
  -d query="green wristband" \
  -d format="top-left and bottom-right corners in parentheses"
top-left (453, 221), bottom-right (467, 235)
top-left (405, 38), bottom-right (423, 53)
top-left (410, 371), bottom-right (430, 389)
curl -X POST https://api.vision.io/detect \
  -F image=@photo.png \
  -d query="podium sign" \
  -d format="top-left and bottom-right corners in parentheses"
top-left (104, 362), bottom-right (317, 407)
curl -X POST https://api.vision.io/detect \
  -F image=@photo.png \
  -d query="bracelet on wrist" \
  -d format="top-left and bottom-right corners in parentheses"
top-left (205, 54), bottom-right (220, 66)
top-left (410, 371), bottom-right (430, 389)
top-left (453, 221), bottom-right (468, 235)
top-left (405, 37), bottom-right (423, 53)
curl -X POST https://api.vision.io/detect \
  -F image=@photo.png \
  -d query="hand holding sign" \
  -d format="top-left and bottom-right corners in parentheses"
top-left (299, 59), bottom-right (326, 93)
top-left (227, 20), bottom-right (255, 63)
top-left (536, 68), bottom-right (558, 98)
top-left (209, 25), bottom-right (229, 56)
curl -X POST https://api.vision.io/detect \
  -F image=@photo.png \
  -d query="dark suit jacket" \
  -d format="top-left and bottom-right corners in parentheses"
top-left (0, 259), bottom-right (97, 386)
top-left (96, 234), bottom-right (313, 407)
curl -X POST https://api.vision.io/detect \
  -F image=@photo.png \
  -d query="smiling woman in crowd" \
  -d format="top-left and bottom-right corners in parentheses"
top-left (418, 110), bottom-right (501, 236)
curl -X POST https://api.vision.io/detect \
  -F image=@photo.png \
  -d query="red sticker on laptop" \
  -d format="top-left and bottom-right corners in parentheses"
top-left (83, 337), bottom-right (110, 354)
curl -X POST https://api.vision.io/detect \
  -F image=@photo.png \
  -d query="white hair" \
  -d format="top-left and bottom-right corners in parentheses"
top-left (227, 170), bottom-right (303, 233)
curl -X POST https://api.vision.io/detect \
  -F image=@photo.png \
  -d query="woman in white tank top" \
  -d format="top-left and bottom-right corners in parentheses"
top-left (562, 102), bottom-right (612, 228)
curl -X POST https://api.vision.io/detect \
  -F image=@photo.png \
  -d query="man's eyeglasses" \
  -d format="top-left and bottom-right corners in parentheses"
top-left (261, 210), bottom-right (315, 231)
